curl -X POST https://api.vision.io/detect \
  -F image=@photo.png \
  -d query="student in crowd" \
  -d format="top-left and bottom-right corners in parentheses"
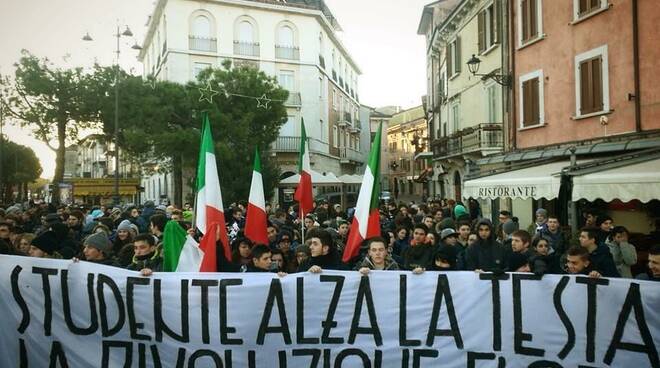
top-left (81, 232), bottom-right (115, 266)
top-left (402, 224), bottom-right (435, 271)
top-left (528, 236), bottom-right (561, 275)
top-left (127, 233), bottom-right (162, 275)
top-left (636, 245), bottom-right (660, 282)
top-left (539, 214), bottom-right (568, 255)
top-left (465, 219), bottom-right (509, 273)
top-left (298, 228), bottom-right (346, 273)
top-left (356, 237), bottom-right (400, 275)
top-left (565, 246), bottom-right (601, 278)
top-left (578, 227), bottom-right (620, 278)
top-left (605, 226), bottom-right (637, 278)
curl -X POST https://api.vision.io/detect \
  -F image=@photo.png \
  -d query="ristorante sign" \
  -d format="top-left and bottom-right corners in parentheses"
top-left (0, 256), bottom-right (658, 367)
top-left (477, 185), bottom-right (538, 199)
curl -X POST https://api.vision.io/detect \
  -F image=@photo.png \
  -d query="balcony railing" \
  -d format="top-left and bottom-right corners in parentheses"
top-left (339, 147), bottom-right (364, 164)
top-left (433, 123), bottom-right (503, 159)
top-left (233, 41), bottom-right (260, 57)
top-left (275, 45), bottom-right (300, 60)
top-left (319, 55), bottom-right (325, 69)
top-left (189, 36), bottom-right (217, 52)
top-left (284, 92), bottom-right (302, 107)
top-left (270, 136), bottom-right (330, 155)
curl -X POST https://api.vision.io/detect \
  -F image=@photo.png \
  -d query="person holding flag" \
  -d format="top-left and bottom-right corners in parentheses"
top-left (342, 123), bottom-right (384, 263)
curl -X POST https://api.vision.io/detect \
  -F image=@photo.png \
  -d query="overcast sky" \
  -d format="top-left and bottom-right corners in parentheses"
top-left (0, 0), bottom-right (431, 178)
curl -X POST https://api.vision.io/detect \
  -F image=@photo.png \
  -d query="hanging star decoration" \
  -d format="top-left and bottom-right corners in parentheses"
top-left (256, 94), bottom-right (272, 109)
top-left (198, 81), bottom-right (219, 104)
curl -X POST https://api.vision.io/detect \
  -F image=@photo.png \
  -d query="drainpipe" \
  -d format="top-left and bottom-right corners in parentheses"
top-left (508, 0), bottom-right (516, 150)
top-left (632, 0), bottom-right (641, 132)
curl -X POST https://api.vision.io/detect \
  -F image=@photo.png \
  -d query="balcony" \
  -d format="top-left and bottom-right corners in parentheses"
top-left (337, 111), bottom-right (352, 127)
top-left (284, 92), bottom-right (302, 107)
top-left (271, 136), bottom-right (301, 153)
top-left (339, 147), bottom-right (364, 164)
top-left (349, 120), bottom-right (362, 133)
top-left (319, 55), bottom-right (325, 69)
top-left (433, 123), bottom-right (503, 159)
top-left (233, 41), bottom-right (260, 57)
top-left (275, 45), bottom-right (300, 60)
top-left (189, 36), bottom-right (217, 52)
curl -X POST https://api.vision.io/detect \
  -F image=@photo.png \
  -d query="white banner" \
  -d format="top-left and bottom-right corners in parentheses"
top-left (0, 255), bottom-right (658, 367)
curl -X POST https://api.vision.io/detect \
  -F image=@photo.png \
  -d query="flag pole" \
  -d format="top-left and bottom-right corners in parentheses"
top-left (300, 210), bottom-right (305, 243)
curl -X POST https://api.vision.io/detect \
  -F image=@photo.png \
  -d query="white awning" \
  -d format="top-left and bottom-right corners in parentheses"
top-left (463, 161), bottom-right (570, 200)
top-left (572, 158), bottom-right (660, 203)
top-left (279, 170), bottom-right (341, 186)
top-left (338, 174), bottom-right (363, 184)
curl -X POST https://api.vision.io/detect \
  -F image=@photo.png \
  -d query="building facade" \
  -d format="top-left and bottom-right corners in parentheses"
top-left (463, 0), bottom-right (660, 231)
top-left (138, 0), bottom-right (366, 198)
top-left (385, 106), bottom-right (430, 201)
top-left (418, 0), bottom-right (506, 204)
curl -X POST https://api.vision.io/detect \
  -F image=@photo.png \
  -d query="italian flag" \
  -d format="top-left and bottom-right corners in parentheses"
top-left (162, 221), bottom-right (202, 272)
top-left (193, 112), bottom-right (231, 271)
top-left (244, 147), bottom-right (269, 245)
top-left (293, 118), bottom-right (313, 218)
top-left (342, 122), bottom-right (383, 262)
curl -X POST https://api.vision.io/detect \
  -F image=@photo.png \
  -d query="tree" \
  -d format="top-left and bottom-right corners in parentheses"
top-left (0, 51), bottom-right (96, 203)
top-left (0, 139), bottom-right (42, 203)
top-left (86, 60), bottom-right (288, 205)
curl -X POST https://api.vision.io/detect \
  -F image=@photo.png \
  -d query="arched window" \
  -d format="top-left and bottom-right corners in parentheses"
top-left (192, 15), bottom-right (211, 38)
top-left (278, 25), bottom-right (294, 47)
top-left (238, 21), bottom-right (254, 42)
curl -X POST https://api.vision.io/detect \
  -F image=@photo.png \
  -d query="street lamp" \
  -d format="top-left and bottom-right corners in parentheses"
top-left (466, 54), bottom-right (511, 87)
top-left (83, 24), bottom-right (141, 206)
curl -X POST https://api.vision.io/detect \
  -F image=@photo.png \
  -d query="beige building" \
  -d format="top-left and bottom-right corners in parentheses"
top-left (386, 106), bottom-right (430, 201)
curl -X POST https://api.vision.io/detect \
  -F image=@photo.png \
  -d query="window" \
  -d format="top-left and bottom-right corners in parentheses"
top-left (278, 26), bottom-right (294, 47)
top-left (518, 0), bottom-right (542, 46)
top-left (319, 76), bottom-right (324, 99)
top-left (238, 21), bottom-right (254, 43)
top-left (193, 62), bottom-right (212, 79)
top-left (519, 70), bottom-right (544, 128)
top-left (281, 116), bottom-right (296, 136)
top-left (574, 0), bottom-right (607, 20)
top-left (486, 83), bottom-right (500, 124)
top-left (332, 126), bottom-right (338, 148)
top-left (478, 2), bottom-right (500, 53)
top-left (575, 45), bottom-right (609, 117)
top-left (278, 70), bottom-right (295, 91)
top-left (192, 15), bottom-right (211, 38)
top-left (446, 37), bottom-right (461, 78)
top-left (451, 103), bottom-right (460, 133)
top-left (333, 89), bottom-right (338, 110)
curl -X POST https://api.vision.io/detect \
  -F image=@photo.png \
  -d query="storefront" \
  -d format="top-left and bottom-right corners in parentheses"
top-left (68, 178), bottom-right (141, 205)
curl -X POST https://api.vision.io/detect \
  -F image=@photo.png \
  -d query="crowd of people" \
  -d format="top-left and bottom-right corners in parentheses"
top-left (0, 198), bottom-right (658, 282)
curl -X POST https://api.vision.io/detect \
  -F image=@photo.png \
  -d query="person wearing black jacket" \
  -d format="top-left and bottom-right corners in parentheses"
top-left (565, 246), bottom-right (602, 278)
top-left (465, 219), bottom-right (509, 273)
top-left (528, 236), bottom-right (561, 275)
top-left (297, 228), bottom-right (347, 273)
top-left (578, 227), bottom-right (619, 278)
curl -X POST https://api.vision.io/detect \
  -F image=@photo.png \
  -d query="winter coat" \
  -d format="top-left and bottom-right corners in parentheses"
top-left (588, 244), bottom-right (620, 278)
top-left (529, 253), bottom-right (562, 275)
top-left (126, 250), bottom-right (163, 272)
top-left (605, 239), bottom-right (637, 278)
top-left (465, 219), bottom-right (509, 272)
top-left (402, 243), bottom-right (435, 270)
top-left (297, 252), bottom-right (347, 272)
top-left (354, 255), bottom-right (400, 271)
top-left (539, 228), bottom-right (569, 255)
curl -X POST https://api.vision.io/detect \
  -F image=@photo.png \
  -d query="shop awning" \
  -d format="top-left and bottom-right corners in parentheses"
top-left (279, 170), bottom-right (341, 186)
top-left (463, 161), bottom-right (570, 200)
top-left (572, 158), bottom-right (660, 203)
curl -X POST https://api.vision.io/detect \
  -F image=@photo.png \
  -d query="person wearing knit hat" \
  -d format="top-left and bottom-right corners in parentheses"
top-left (436, 217), bottom-right (456, 232)
top-left (528, 208), bottom-right (549, 235)
top-left (113, 220), bottom-right (136, 254)
top-left (83, 232), bottom-right (114, 265)
top-left (28, 231), bottom-right (62, 258)
top-left (453, 204), bottom-right (469, 222)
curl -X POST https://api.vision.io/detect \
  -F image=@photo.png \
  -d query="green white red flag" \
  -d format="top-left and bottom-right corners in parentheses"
top-left (342, 122), bottom-right (383, 262)
top-left (294, 118), bottom-right (313, 218)
top-left (245, 147), bottom-right (269, 244)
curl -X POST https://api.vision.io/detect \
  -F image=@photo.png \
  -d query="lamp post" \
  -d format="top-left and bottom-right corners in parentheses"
top-left (83, 25), bottom-right (141, 206)
top-left (466, 54), bottom-right (511, 87)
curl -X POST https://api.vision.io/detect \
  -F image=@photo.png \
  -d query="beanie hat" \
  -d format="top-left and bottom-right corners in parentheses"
top-left (44, 213), bottom-right (61, 225)
top-left (440, 228), bottom-right (458, 240)
top-left (502, 220), bottom-right (519, 235)
top-left (144, 200), bottom-right (155, 208)
top-left (91, 209), bottom-right (104, 219)
top-left (117, 220), bottom-right (133, 232)
top-left (453, 204), bottom-right (468, 219)
top-left (84, 232), bottom-right (112, 255)
top-left (438, 218), bottom-right (456, 231)
top-left (535, 208), bottom-right (548, 218)
top-left (31, 231), bottom-right (59, 254)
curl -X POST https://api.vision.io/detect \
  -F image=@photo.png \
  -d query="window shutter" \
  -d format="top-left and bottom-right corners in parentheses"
top-left (521, 0), bottom-right (530, 41)
top-left (446, 45), bottom-right (452, 76)
top-left (593, 57), bottom-right (603, 111)
top-left (579, 60), bottom-right (593, 114)
top-left (579, 0), bottom-right (588, 15)
top-left (531, 78), bottom-right (540, 125)
top-left (529, 0), bottom-right (538, 39)
top-left (522, 79), bottom-right (531, 127)
top-left (455, 38), bottom-right (462, 73)
top-left (495, 0), bottom-right (502, 44)
top-left (478, 11), bottom-right (485, 53)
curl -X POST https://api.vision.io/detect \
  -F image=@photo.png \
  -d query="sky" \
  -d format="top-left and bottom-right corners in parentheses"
top-left (0, 0), bottom-right (431, 179)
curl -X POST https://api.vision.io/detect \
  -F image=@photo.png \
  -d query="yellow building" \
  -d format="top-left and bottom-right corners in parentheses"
top-left (386, 106), bottom-right (430, 201)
